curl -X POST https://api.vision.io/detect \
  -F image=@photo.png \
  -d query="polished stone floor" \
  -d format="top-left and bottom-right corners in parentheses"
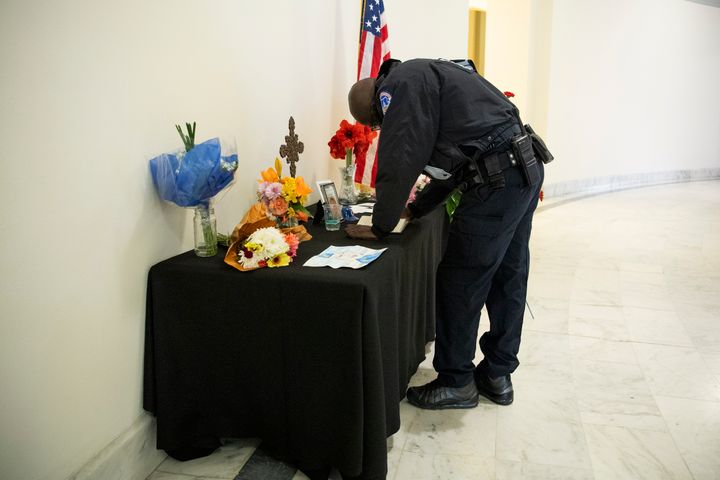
top-left (146, 180), bottom-right (720, 480)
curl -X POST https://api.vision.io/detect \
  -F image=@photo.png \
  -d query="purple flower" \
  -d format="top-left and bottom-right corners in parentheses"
top-left (263, 182), bottom-right (283, 200)
top-left (258, 181), bottom-right (270, 196)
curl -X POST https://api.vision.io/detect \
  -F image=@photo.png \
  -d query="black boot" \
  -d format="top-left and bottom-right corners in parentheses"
top-left (406, 379), bottom-right (479, 410)
top-left (474, 371), bottom-right (514, 405)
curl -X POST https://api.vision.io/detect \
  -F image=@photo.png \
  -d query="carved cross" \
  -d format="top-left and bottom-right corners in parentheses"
top-left (279, 116), bottom-right (304, 178)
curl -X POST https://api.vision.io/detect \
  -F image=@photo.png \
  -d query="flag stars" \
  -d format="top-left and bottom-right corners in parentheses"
top-left (363, 0), bottom-right (384, 34)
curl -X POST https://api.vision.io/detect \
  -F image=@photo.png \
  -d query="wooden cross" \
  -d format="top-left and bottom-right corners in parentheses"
top-left (279, 116), bottom-right (304, 178)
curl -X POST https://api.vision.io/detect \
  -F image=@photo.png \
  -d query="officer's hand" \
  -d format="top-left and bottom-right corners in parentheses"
top-left (344, 224), bottom-right (378, 240)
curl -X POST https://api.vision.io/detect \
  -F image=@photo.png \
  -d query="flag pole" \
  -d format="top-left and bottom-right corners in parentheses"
top-left (359, 0), bottom-right (366, 44)
top-left (357, 0), bottom-right (366, 81)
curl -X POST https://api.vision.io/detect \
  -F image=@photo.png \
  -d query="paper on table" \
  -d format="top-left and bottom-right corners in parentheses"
top-left (357, 215), bottom-right (409, 234)
top-left (350, 203), bottom-right (375, 214)
top-left (303, 245), bottom-right (387, 269)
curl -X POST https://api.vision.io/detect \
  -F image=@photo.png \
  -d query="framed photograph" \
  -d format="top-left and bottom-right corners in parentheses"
top-left (316, 180), bottom-right (339, 205)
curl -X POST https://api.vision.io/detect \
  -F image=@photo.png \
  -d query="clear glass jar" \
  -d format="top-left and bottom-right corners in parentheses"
top-left (275, 216), bottom-right (299, 229)
top-left (338, 163), bottom-right (358, 205)
top-left (193, 203), bottom-right (217, 257)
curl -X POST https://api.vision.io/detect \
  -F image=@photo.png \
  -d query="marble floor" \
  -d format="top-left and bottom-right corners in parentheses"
top-left (146, 180), bottom-right (720, 480)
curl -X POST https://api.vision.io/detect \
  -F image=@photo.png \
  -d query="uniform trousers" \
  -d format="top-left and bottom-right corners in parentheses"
top-left (433, 161), bottom-right (544, 387)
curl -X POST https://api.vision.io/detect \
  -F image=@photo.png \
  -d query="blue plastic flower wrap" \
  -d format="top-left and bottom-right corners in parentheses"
top-left (149, 137), bottom-right (238, 208)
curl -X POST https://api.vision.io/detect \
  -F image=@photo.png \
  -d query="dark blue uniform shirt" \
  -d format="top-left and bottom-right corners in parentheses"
top-left (371, 58), bottom-right (518, 237)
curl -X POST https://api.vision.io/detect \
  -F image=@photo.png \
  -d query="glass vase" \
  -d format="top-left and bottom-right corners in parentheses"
top-left (275, 216), bottom-right (299, 229)
top-left (193, 203), bottom-right (217, 257)
top-left (339, 163), bottom-right (358, 205)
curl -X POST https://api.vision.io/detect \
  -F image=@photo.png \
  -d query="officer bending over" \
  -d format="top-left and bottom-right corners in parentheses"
top-left (345, 58), bottom-right (548, 408)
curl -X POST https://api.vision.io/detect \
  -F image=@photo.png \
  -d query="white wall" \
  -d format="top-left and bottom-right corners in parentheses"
top-left (0, 1), bottom-right (468, 480)
top-left (0, 2), bottom-right (337, 480)
top-left (472, 0), bottom-right (555, 138)
top-left (481, 0), bottom-right (720, 187)
top-left (544, 0), bottom-right (720, 185)
top-left (385, 0), bottom-right (469, 60)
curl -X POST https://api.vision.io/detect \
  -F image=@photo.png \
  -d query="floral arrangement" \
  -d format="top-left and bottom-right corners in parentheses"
top-left (328, 120), bottom-right (377, 204)
top-left (257, 158), bottom-right (312, 226)
top-left (328, 120), bottom-right (377, 168)
top-left (237, 227), bottom-right (299, 269)
top-left (150, 123), bottom-right (237, 208)
top-left (223, 202), bottom-right (312, 272)
top-left (149, 122), bottom-right (238, 256)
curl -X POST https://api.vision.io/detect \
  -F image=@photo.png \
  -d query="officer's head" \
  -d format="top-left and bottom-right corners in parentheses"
top-left (348, 78), bottom-right (381, 130)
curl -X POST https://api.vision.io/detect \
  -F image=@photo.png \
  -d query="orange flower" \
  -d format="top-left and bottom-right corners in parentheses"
top-left (260, 167), bottom-right (279, 183)
top-left (259, 158), bottom-right (284, 183)
top-left (295, 176), bottom-right (313, 198)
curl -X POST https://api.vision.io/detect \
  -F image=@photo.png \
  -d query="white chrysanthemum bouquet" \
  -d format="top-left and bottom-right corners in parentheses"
top-left (237, 227), bottom-right (300, 270)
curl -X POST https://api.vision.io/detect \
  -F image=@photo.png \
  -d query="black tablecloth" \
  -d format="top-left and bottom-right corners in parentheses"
top-left (143, 207), bottom-right (447, 479)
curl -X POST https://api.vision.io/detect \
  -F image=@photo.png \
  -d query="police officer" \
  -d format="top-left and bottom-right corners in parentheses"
top-left (345, 58), bottom-right (545, 408)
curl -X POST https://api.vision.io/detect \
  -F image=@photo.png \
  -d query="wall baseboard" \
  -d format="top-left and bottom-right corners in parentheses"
top-left (67, 413), bottom-right (166, 480)
top-left (539, 168), bottom-right (720, 210)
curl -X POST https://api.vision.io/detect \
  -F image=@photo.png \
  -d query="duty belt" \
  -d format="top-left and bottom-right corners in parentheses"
top-left (460, 148), bottom-right (518, 192)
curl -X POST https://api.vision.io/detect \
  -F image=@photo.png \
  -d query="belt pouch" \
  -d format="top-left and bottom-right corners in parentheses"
top-left (511, 134), bottom-right (540, 187)
top-left (525, 124), bottom-right (554, 164)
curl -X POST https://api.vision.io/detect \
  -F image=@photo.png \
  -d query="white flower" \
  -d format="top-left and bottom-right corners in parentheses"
top-left (238, 250), bottom-right (261, 269)
top-left (246, 227), bottom-right (288, 259)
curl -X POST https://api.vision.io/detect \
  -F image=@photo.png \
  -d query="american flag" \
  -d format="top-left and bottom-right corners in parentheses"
top-left (355, 0), bottom-right (390, 187)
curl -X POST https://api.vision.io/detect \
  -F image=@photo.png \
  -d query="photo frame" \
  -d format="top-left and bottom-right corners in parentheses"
top-left (316, 180), bottom-right (339, 205)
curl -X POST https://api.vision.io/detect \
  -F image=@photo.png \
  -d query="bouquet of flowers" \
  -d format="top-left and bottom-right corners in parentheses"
top-left (328, 120), bottom-right (377, 204)
top-left (236, 227), bottom-right (300, 270)
top-left (223, 201), bottom-right (312, 272)
top-left (149, 122), bottom-right (238, 256)
top-left (257, 158), bottom-right (312, 227)
top-left (328, 120), bottom-right (377, 168)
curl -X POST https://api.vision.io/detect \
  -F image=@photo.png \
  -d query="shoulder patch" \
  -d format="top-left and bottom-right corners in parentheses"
top-left (379, 91), bottom-right (392, 115)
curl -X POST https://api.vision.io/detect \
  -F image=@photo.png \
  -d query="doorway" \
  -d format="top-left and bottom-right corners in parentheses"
top-left (468, 8), bottom-right (486, 75)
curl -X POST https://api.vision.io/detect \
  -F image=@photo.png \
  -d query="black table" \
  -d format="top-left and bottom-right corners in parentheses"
top-left (143, 207), bottom-right (447, 480)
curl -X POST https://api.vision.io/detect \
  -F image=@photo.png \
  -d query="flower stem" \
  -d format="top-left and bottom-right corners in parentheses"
top-left (195, 203), bottom-right (217, 256)
top-left (345, 148), bottom-right (352, 169)
top-left (200, 209), bottom-right (214, 246)
top-left (176, 122), bottom-right (197, 152)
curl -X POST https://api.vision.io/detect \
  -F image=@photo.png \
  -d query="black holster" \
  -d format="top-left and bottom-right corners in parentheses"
top-left (511, 133), bottom-right (541, 187)
top-left (525, 124), bottom-right (554, 164)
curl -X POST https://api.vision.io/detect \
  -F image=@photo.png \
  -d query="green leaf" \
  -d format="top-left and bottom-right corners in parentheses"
top-left (175, 122), bottom-right (197, 152)
top-left (445, 188), bottom-right (462, 221)
top-left (294, 203), bottom-right (313, 218)
top-left (217, 232), bottom-right (229, 246)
